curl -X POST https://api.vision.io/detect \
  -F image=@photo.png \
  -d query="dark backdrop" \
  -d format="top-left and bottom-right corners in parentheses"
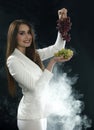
top-left (0, 0), bottom-right (94, 130)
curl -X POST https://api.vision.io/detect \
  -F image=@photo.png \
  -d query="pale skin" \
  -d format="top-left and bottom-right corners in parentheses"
top-left (58, 8), bottom-right (67, 21)
top-left (16, 24), bottom-right (32, 54)
top-left (16, 8), bottom-right (73, 72)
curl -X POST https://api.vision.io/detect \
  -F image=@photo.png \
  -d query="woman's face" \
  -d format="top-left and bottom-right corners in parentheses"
top-left (16, 24), bottom-right (32, 49)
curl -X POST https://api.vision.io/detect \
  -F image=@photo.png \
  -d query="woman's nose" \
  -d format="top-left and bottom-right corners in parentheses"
top-left (25, 33), bottom-right (29, 39)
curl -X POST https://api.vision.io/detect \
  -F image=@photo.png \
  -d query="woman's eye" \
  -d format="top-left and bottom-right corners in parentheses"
top-left (18, 31), bottom-right (31, 35)
top-left (18, 32), bottom-right (24, 35)
top-left (28, 31), bottom-right (31, 34)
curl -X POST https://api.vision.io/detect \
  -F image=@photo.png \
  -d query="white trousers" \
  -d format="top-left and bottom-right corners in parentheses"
top-left (17, 118), bottom-right (47, 130)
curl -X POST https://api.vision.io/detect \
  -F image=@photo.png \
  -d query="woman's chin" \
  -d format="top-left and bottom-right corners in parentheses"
top-left (25, 44), bottom-right (31, 47)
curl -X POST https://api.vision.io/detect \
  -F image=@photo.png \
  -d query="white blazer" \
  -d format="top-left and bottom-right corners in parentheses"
top-left (7, 32), bottom-right (66, 120)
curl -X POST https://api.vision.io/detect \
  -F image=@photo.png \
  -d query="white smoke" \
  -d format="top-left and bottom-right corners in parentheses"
top-left (41, 64), bottom-right (92, 130)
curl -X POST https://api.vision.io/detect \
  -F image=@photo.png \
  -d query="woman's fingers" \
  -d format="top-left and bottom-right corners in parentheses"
top-left (58, 8), bottom-right (68, 20)
top-left (54, 55), bottom-right (73, 62)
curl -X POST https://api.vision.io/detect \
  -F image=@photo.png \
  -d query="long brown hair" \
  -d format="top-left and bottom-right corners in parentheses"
top-left (6, 19), bottom-right (44, 96)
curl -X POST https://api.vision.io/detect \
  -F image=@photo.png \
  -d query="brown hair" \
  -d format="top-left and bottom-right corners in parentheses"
top-left (6, 19), bottom-right (44, 96)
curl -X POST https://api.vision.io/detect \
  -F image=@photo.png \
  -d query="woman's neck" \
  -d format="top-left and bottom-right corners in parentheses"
top-left (17, 47), bottom-right (26, 54)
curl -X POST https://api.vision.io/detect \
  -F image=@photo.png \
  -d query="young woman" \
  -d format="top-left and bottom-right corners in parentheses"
top-left (6, 8), bottom-right (72, 130)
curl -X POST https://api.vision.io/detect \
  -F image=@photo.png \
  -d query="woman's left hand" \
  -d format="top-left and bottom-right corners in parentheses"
top-left (58, 8), bottom-right (68, 21)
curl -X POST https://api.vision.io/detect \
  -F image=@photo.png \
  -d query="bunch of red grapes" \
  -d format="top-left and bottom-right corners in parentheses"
top-left (56, 17), bottom-right (72, 42)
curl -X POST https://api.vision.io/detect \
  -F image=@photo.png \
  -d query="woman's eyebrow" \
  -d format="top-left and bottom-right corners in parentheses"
top-left (18, 30), bottom-right (30, 32)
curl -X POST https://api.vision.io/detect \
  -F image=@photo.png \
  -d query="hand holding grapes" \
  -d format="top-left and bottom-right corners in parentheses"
top-left (46, 54), bottom-right (73, 72)
top-left (58, 8), bottom-right (67, 21)
top-left (53, 48), bottom-right (73, 63)
top-left (53, 55), bottom-right (73, 63)
top-left (57, 8), bottom-right (72, 42)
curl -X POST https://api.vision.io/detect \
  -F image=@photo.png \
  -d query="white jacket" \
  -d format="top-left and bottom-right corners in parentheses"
top-left (7, 32), bottom-right (66, 120)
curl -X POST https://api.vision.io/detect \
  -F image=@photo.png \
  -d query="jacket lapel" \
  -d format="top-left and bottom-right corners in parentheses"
top-left (13, 48), bottom-right (42, 72)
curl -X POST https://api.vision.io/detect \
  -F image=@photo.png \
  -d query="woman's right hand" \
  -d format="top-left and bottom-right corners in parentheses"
top-left (53, 55), bottom-right (72, 63)
top-left (46, 55), bottom-right (73, 72)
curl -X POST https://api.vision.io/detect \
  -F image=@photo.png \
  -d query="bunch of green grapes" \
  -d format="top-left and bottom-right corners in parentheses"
top-left (54, 48), bottom-right (73, 59)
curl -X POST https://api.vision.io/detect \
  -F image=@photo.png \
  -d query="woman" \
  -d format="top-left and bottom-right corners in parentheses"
top-left (6, 8), bottom-right (72, 130)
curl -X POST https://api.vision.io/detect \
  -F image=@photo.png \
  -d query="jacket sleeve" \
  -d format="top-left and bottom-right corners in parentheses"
top-left (37, 32), bottom-right (66, 61)
top-left (7, 56), bottom-right (53, 92)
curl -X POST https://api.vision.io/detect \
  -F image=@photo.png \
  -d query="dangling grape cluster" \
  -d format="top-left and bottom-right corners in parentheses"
top-left (54, 48), bottom-right (73, 59)
top-left (56, 17), bottom-right (72, 42)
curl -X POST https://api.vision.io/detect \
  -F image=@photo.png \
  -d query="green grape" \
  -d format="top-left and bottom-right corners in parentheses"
top-left (54, 48), bottom-right (73, 59)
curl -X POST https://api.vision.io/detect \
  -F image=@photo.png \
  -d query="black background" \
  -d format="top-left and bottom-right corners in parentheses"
top-left (0, 0), bottom-right (94, 130)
